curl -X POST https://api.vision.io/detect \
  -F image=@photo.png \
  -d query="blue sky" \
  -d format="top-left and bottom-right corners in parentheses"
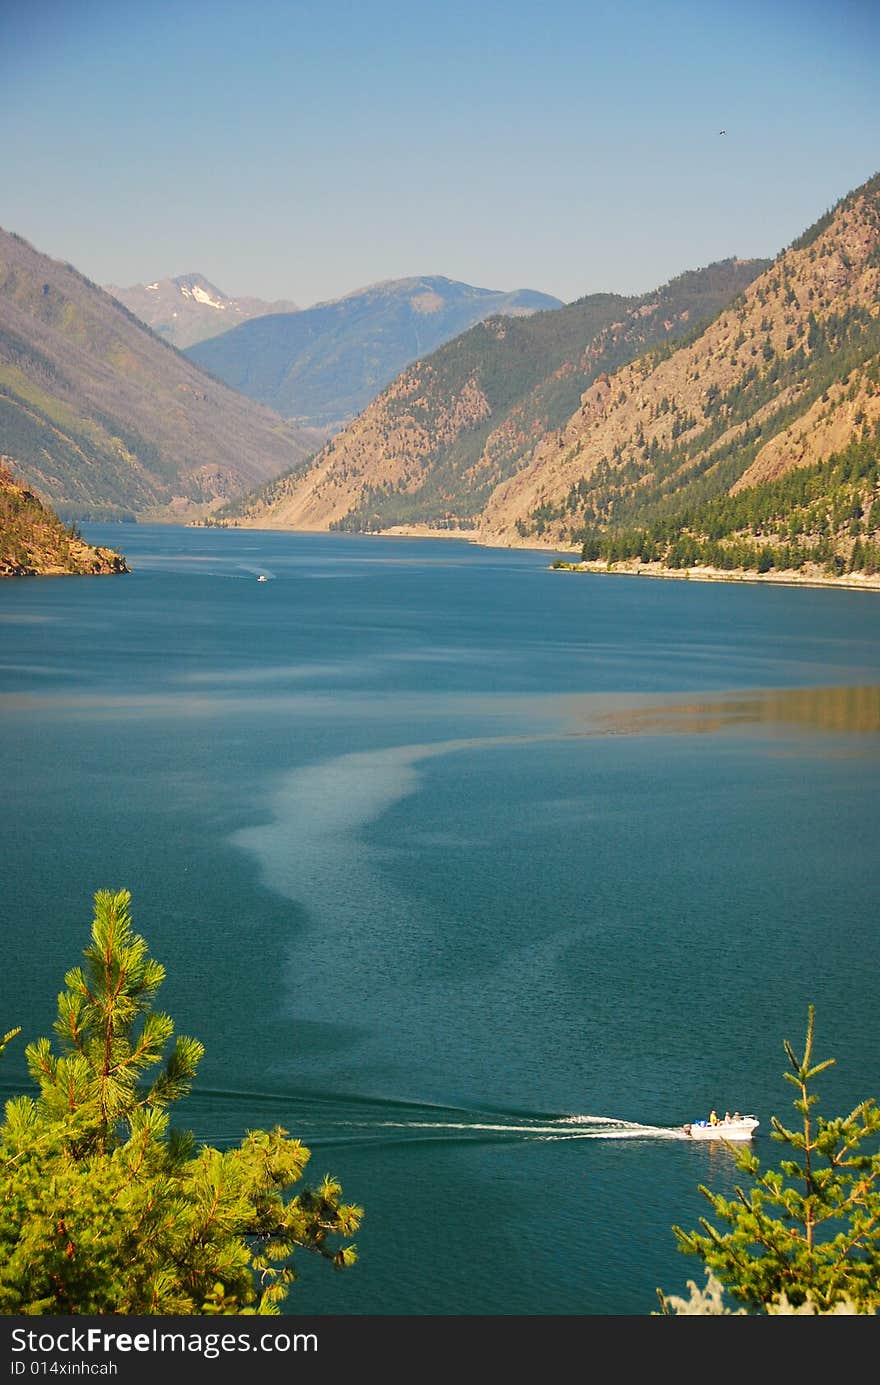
top-left (2, 0), bottom-right (879, 306)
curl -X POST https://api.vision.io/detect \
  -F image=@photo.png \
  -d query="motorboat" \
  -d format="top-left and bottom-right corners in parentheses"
top-left (683, 1114), bottom-right (759, 1141)
top-left (257, 575), bottom-right (268, 582)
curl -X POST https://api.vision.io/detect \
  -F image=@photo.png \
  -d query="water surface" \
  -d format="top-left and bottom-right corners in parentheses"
top-left (2, 525), bottom-right (879, 1314)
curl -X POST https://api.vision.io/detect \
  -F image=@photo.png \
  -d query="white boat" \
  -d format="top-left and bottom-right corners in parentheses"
top-left (257, 575), bottom-right (268, 582)
top-left (683, 1115), bottom-right (759, 1141)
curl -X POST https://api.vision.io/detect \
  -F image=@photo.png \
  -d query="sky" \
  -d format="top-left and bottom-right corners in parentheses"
top-left (2, 0), bottom-right (879, 308)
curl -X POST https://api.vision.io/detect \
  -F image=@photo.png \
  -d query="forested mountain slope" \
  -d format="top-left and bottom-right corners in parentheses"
top-left (480, 173), bottom-right (880, 578)
top-left (223, 259), bottom-right (765, 531)
top-left (0, 229), bottom-right (318, 520)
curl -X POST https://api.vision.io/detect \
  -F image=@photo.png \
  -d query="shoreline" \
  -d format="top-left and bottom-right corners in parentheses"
top-left (199, 517), bottom-right (572, 561)
top-left (134, 517), bottom-right (880, 592)
top-left (549, 558), bottom-right (880, 594)
top-left (339, 527), bottom-right (880, 589)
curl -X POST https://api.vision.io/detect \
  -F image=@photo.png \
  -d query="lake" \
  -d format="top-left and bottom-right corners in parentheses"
top-left (2, 524), bottom-right (879, 1315)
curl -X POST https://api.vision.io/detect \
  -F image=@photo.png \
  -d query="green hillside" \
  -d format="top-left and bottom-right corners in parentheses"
top-left (573, 421), bottom-right (880, 578)
top-left (0, 228), bottom-right (317, 520)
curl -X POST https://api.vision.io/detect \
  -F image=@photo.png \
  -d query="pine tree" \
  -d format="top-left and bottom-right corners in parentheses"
top-left (661, 1006), bottom-right (880, 1313)
top-left (0, 890), bottom-right (362, 1314)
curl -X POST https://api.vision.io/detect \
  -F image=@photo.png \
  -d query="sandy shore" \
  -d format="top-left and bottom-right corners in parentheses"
top-left (376, 524), bottom-right (481, 541)
top-left (368, 523), bottom-right (578, 558)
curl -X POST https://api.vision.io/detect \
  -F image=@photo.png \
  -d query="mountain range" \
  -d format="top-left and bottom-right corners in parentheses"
top-left (183, 276), bottom-right (562, 428)
top-left (105, 274), bottom-right (299, 350)
top-left (220, 171), bottom-right (880, 579)
top-left (3, 171), bottom-right (879, 583)
top-left (0, 228), bottom-right (319, 520)
top-left (479, 172), bottom-right (880, 569)
top-left (219, 259), bottom-right (768, 531)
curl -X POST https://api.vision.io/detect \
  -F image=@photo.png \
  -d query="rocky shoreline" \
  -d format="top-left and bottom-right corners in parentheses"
top-left (549, 557), bottom-right (880, 593)
top-left (0, 465), bottom-right (130, 577)
top-left (1, 540), bottom-right (130, 577)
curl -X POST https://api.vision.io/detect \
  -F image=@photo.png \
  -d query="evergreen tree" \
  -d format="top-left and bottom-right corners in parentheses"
top-left (0, 890), bottom-right (361, 1314)
top-left (660, 1006), bottom-right (880, 1314)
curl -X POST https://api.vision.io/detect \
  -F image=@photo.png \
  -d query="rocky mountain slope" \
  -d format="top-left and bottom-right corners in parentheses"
top-left (220, 260), bottom-right (766, 532)
top-left (105, 273), bottom-right (300, 350)
top-left (185, 275), bottom-right (562, 428)
top-left (479, 172), bottom-right (880, 576)
top-left (0, 461), bottom-right (128, 575)
top-left (0, 228), bottom-right (318, 520)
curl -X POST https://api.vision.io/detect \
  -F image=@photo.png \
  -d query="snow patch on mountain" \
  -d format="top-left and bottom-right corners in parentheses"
top-left (181, 283), bottom-right (227, 309)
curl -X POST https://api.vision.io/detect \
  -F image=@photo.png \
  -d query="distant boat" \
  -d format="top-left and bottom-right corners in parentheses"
top-left (683, 1114), bottom-right (758, 1141)
top-left (257, 575), bottom-right (268, 582)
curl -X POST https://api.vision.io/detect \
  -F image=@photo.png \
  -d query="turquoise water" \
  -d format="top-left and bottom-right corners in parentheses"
top-left (2, 525), bottom-right (879, 1314)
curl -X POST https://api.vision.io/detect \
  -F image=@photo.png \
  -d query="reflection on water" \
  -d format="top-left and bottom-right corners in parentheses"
top-left (5, 684), bottom-right (880, 740)
top-left (588, 685), bottom-right (880, 738)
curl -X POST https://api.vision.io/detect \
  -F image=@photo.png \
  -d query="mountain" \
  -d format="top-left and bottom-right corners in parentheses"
top-left (184, 276), bottom-right (563, 428)
top-left (220, 259), bottom-right (767, 532)
top-left (0, 228), bottom-right (319, 520)
top-left (105, 273), bottom-right (299, 350)
top-left (0, 461), bottom-right (127, 575)
top-left (478, 171), bottom-right (880, 578)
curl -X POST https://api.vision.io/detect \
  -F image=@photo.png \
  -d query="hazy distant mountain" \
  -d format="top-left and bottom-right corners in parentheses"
top-left (105, 273), bottom-right (300, 350)
top-left (0, 229), bottom-right (318, 519)
top-left (221, 258), bottom-right (767, 533)
top-left (184, 275), bottom-right (563, 428)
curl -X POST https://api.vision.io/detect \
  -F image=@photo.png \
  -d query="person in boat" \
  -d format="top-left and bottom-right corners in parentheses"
top-left (724, 1111), bottom-right (732, 1123)
top-left (709, 1109), bottom-right (719, 1125)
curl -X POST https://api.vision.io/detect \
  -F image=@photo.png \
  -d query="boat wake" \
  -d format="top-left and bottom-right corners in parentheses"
top-left (558, 1114), bottom-right (688, 1140)
top-left (185, 1088), bottom-right (689, 1149)
top-left (353, 1116), bottom-right (688, 1144)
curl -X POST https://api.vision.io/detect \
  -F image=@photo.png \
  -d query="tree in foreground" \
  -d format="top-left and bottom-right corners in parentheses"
top-left (658, 1005), bottom-right (880, 1314)
top-left (0, 889), bottom-right (361, 1314)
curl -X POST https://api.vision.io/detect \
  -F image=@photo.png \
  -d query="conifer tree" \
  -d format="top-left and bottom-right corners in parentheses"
top-left (661, 1006), bottom-right (880, 1314)
top-left (0, 890), bottom-right (361, 1314)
